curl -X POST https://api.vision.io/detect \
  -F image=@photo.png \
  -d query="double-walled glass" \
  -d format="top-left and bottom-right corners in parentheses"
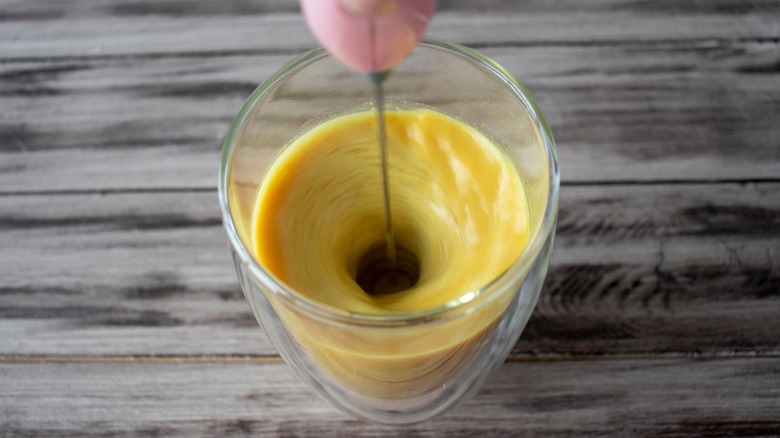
top-left (219, 38), bottom-right (559, 425)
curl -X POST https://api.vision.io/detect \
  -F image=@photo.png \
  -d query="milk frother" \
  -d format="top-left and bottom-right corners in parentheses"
top-left (300, 0), bottom-right (436, 291)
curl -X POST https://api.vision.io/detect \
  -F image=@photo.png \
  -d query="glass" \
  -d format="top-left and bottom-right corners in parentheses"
top-left (219, 37), bottom-right (559, 425)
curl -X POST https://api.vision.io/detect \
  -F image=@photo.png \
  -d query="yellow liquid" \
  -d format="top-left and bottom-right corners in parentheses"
top-left (249, 108), bottom-right (531, 398)
top-left (252, 108), bottom-right (530, 314)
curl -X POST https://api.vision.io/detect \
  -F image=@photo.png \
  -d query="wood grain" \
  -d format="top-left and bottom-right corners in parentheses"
top-left (1, 183), bottom-right (776, 356)
top-left (0, 191), bottom-right (271, 356)
top-left (1, 0), bottom-right (779, 60)
top-left (5, 0), bottom-right (779, 17)
top-left (2, 41), bottom-right (779, 192)
top-left (1, 358), bottom-right (778, 436)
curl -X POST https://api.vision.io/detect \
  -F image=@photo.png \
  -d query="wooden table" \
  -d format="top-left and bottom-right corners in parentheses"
top-left (2, 0), bottom-right (779, 436)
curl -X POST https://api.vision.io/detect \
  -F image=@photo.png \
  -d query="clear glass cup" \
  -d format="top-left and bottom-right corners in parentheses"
top-left (219, 37), bottom-right (559, 425)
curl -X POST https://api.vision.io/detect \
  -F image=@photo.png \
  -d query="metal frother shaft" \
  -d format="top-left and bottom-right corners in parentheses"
top-left (368, 69), bottom-right (396, 270)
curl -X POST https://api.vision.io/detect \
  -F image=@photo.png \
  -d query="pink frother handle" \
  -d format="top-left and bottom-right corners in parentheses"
top-left (300, 0), bottom-right (437, 73)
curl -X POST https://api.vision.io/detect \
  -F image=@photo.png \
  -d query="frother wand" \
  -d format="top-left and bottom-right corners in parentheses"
top-left (300, 0), bottom-right (436, 289)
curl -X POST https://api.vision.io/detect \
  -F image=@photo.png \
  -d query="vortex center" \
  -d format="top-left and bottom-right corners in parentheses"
top-left (356, 244), bottom-right (420, 296)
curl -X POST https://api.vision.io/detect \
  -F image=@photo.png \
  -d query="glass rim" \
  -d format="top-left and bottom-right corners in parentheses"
top-left (218, 37), bottom-right (560, 327)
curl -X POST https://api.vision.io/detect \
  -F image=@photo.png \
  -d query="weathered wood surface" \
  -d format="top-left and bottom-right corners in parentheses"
top-left (1, 359), bottom-right (779, 436)
top-left (2, 0), bottom-right (779, 434)
top-left (2, 0), bottom-right (779, 60)
top-left (1, 183), bottom-right (777, 357)
top-left (2, 41), bottom-right (780, 192)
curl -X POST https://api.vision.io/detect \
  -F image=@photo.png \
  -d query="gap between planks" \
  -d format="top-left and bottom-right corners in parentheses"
top-left (2, 178), bottom-right (780, 197)
top-left (3, 351), bottom-right (779, 365)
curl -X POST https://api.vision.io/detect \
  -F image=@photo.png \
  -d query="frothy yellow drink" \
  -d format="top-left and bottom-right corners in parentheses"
top-left (250, 108), bottom-right (531, 399)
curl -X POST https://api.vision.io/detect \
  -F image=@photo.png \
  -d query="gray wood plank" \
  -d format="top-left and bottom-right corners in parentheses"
top-left (1, 183), bottom-right (777, 356)
top-left (5, 0), bottom-right (779, 17)
top-left (0, 358), bottom-right (778, 436)
top-left (1, 0), bottom-right (779, 60)
top-left (2, 42), bottom-right (779, 192)
top-left (0, 191), bottom-right (272, 356)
